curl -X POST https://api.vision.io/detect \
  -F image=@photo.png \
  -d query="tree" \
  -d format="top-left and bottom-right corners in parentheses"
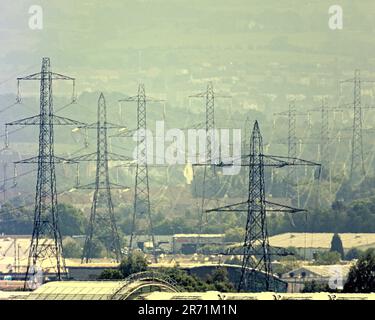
top-left (62, 237), bottom-right (82, 258)
top-left (206, 268), bottom-right (235, 292)
top-left (89, 239), bottom-right (106, 258)
top-left (344, 249), bottom-right (375, 293)
top-left (162, 267), bottom-right (212, 292)
top-left (58, 203), bottom-right (86, 236)
top-left (119, 252), bottom-right (148, 278)
top-left (302, 280), bottom-right (332, 293)
top-left (98, 252), bottom-right (148, 279)
top-left (224, 227), bottom-right (244, 243)
top-left (345, 248), bottom-right (363, 261)
top-left (314, 251), bottom-right (341, 265)
top-left (0, 204), bottom-right (32, 234)
top-left (330, 233), bottom-right (345, 259)
top-left (98, 269), bottom-right (123, 280)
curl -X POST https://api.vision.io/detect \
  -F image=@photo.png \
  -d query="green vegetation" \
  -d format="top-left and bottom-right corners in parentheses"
top-left (58, 204), bottom-right (86, 236)
top-left (330, 233), bottom-right (345, 259)
top-left (119, 252), bottom-right (148, 278)
top-left (272, 251), bottom-right (301, 276)
top-left (224, 227), bottom-right (244, 243)
top-left (161, 268), bottom-right (214, 292)
top-left (62, 237), bottom-right (82, 258)
top-left (313, 251), bottom-right (341, 265)
top-left (302, 281), bottom-right (332, 293)
top-left (99, 252), bottom-right (148, 279)
top-left (269, 193), bottom-right (375, 235)
top-left (344, 249), bottom-right (375, 293)
top-left (162, 267), bottom-right (235, 292)
top-left (99, 255), bottom-right (235, 292)
top-left (345, 248), bottom-right (363, 261)
top-left (97, 269), bottom-right (123, 280)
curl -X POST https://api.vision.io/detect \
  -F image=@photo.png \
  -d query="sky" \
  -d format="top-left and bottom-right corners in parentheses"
top-left (1, 0), bottom-right (375, 96)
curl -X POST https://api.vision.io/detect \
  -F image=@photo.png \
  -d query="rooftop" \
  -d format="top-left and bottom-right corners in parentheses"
top-left (268, 233), bottom-right (375, 249)
top-left (282, 264), bottom-right (352, 279)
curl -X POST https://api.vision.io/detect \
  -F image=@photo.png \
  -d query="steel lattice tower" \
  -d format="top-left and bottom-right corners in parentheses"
top-left (287, 102), bottom-right (297, 196)
top-left (206, 120), bottom-right (320, 292)
top-left (275, 101), bottom-right (301, 206)
top-left (320, 98), bottom-right (330, 177)
top-left (240, 120), bottom-right (271, 290)
top-left (79, 93), bottom-right (122, 263)
top-left (287, 102), bottom-right (297, 164)
top-left (205, 82), bottom-right (215, 161)
top-left (6, 58), bottom-right (81, 287)
top-left (189, 82), bottom-right (230, 234)
top-left (200, 82), bottom-right (216, 235)
top-left (118, 84), bottom-right (158, 260)
top-left (350, 69), bottom-right (365, 178)
top-left (339, 70), bottom-right (375, 179)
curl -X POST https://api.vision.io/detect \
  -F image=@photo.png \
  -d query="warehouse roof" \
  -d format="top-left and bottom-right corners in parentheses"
top-left (268, 233), bottom-right (375, 249)
top-left (26, 281), bottom-right (124, 300)
top-left (282, 264), bottom-right (352, 279)
top-left (173, 234), bottom-right (224, 238)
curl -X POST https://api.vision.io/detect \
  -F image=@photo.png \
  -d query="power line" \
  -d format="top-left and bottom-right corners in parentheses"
top-left (5, 58), bottom-right (83, 288)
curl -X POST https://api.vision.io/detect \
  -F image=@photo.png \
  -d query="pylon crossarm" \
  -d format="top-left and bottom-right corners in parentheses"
top-left (205, 201), bottom-right (248, 213)
top-left (113, 160), bottom-right (144, 168)
top-left (264, 200), bottom-right (306, 213)
top-left (52, 115), bottom-right (86, 126)
top-left (104, 122), bottom-right (127, 129)
top-left (263, 155), bottom-right (321, 167)
top-left (192, 160), bottom-right (221, 167)
top-left (69, 152), bottom-right (97, 162)
top-left (78, 122), bottom-right (127, 130)
top-left (17, 72), bottom-right (74, 81)
top-left (75, 182), bottom-right (129, 190)
top-left (188, 92), bottom-right (206, 98)
top-left (189, 93), bottom-right (231, 99)
top-left (145, 96), bottom-right (165, 102)
top-left (119, 97), bottom-right (164, 103)
top-left (6, 115), bottom-right (86, 127)
top-left (210, 154), bottom-right (320, 168)
top-left (71, 152), bottom-right (133, 162)
top-left (50, 72), bottom-right (75, 81)
top-left (17, 72), bottom-right (42, 81)
top-left (107, 152), bottom-right (133, 161)
top-left (107, 182), bottom-right (130, 190)
top-left (6, 115), bottom-right (41, 126)
top-left (205, 199), bottom-right (306, 214)
top-left (221, 245), bottom-right (295, 256)
top-left (74, 182), bottom-right (96, 190)
top-left (14, 156), bottom-right (77, 165)
top-left (110, 128), bottom-right (138, 138)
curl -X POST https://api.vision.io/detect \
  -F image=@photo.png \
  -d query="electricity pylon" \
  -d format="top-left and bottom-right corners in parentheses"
top-left (115, 84), bottom-right (163, 261)
top-left (189, 82), bottom-right (231, 234)
top-left (207, 120), bottom-right (320, 292)
top-left (274, 101), bottom-right (310, 207)
top-left (340, 70), bottom-right (375, 179)
top-left (5, 57), bottom-right (83, 287)
top-left (70, 93), bottom-right (131, 263)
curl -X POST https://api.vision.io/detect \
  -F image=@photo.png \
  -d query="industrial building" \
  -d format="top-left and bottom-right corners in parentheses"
top-left (269, 233), bottom-right (375, 259)
top-left (1, 280), bottom-right (375, 300)
top-left (172, 234), bottom-right (225, 254)
top-left (281, 264), bottom-right (352, 293)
